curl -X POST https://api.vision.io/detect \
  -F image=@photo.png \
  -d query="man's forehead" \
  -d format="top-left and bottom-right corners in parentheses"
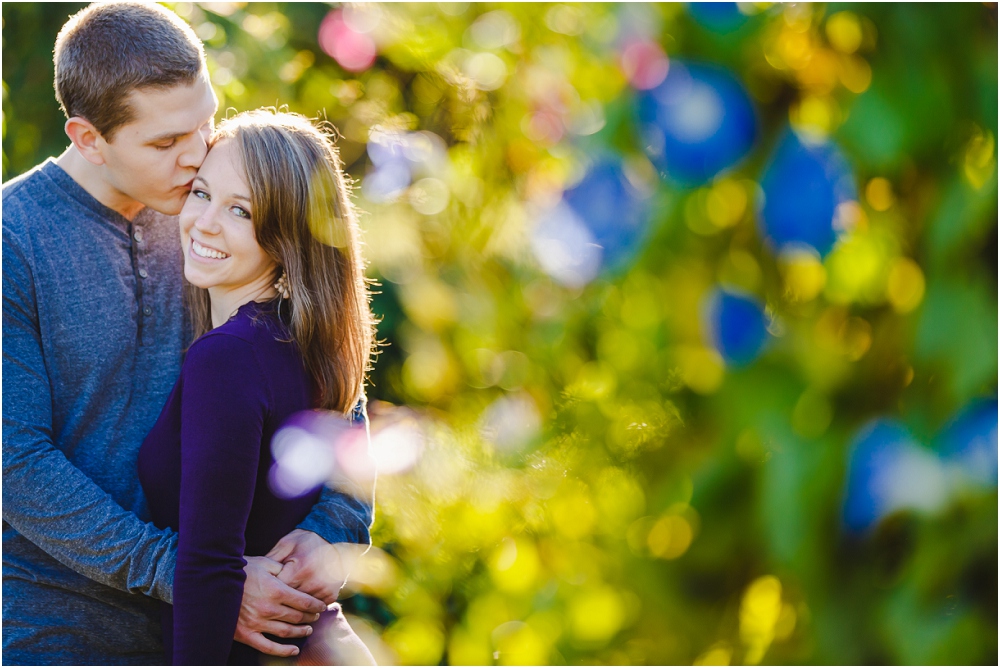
top-left (123, 78), bottom-right (218, 138)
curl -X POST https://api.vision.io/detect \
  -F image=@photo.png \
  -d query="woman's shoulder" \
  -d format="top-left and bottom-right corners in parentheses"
top-left (183, 326), bottom-right (259, 381)
top-left (185, 301), bottom-right (300, 382)
top-left (193, 301), bottom-right (291, 350)
top-left (180, 310), bottom-right (277, 404)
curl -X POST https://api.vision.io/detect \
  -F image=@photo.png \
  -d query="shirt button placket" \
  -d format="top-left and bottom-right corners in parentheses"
top-left (132, 224), bottom-right (150, 343)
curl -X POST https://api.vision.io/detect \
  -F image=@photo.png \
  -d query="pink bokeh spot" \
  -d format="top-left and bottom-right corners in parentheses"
top-left (526, 110), bottom-right (565, 145)
top-left (621, 40), bottom-right (669, 90)
top-left (319, 9), bottom-right (377, 73)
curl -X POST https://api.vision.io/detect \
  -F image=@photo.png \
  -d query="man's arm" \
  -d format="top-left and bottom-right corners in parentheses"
top-left (295, 396), bottom-right (376, 550)
top-left (3, 228), bottom-right (326, 656)
top-left (295, 486), bottom-right (374, 547)
top-left (1, 229), bottom-right (177, 603)
top-left (268, 399), bottom-right (377, 603)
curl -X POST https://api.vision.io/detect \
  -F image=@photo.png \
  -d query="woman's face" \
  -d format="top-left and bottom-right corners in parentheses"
top-left (179, 139), bottom-right (277, 296)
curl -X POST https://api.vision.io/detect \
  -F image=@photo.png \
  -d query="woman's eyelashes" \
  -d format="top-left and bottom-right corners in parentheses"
top-left (191, 189), bottom-right (251, 220)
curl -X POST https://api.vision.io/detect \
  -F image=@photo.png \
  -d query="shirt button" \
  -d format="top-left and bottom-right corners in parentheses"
top-left (143, 306), bottom-right (152, 316)
top-left (134, 229), bottom-right (143, 242)
top-left (139, 268), bottom-right (149, 278)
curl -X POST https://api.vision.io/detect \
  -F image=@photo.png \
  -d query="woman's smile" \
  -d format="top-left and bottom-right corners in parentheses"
top-left (190, 238), bottom-right (230, 260)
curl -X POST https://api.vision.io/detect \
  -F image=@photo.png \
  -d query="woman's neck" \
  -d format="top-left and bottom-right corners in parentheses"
top-left (208, 277), bottom-right (278, 329)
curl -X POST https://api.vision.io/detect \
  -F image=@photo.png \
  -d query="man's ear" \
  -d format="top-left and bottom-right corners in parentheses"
top-left (64, 117), bottom-right (106, 166)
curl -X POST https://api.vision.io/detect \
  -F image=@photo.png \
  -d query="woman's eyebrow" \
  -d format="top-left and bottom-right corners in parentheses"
top-left (194, 174), bottom-right (249, 203)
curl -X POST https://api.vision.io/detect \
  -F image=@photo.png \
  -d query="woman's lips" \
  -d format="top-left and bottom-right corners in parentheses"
top-left (190, 238), bottom-right (230, 260)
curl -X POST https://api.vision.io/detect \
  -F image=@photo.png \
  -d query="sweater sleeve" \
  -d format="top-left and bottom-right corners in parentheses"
top-left (1, 226), bottom-right (178, 603)
top-left (174, 334), bottom-right (267, 665)
top-left (296, 397), bottom-right (375, 547)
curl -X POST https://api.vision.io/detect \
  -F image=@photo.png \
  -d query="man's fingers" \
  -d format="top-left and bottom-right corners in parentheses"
top-left (276, 558), bottom-right (303, 587)
top-left (273, 579), bottom-right (327, 615)
top-left (265, 536), bottom-right (295, 563)
top-left (277, 559), bottom-right (341, 603)
top-left (240, 631), bottom-right (301, 658)
top-left (257, 620), bottom-right (314, 639)
top-left (289, 579), bottom-right (337, 607)
top-left (246, 554), bottom-right (283, 576)
top-left (303, 585), bottom-right (337, 606)
top-left (272, 604), bottom-right (322, 625)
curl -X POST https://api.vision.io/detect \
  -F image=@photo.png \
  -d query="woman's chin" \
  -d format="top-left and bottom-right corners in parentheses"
top-left (183, 267), bottom-right (215, 290)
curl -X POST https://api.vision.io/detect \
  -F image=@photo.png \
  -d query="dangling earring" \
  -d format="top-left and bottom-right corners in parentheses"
top-left (274, 270), bottom-right (291, 299)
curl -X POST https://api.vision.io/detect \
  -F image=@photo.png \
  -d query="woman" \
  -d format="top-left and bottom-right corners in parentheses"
top-left (137, 109), bottom-right (376, 665)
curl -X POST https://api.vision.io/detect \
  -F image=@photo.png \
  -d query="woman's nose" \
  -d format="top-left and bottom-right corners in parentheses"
top-left (193, 208), bottom-right (220, 233)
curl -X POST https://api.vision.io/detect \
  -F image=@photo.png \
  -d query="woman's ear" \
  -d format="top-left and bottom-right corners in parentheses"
top-left (64, 117), bottom-right (106, 166)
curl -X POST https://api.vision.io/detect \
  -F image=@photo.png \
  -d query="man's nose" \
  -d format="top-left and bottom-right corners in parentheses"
top-left (178, 129), bottom-right (209, 169)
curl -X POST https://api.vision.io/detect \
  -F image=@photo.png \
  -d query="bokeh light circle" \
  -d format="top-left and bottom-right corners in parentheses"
top-left (705, 290), bottom-right (769, 367)
top-left (529, 201), bottom-right (602, 289)
top-left (635, 61), bottom-right (757, 185)
top-left (561, 155), bottom-right (654, 272)
top-left (842, 420), bottom-right (949, 533)
top-left (319, 9), bottom-right (377, 73)
top-left (759, 130), bottom-right (856, 257)
top-left (621, 40), bottom-right (669, 91)
top-left (688, 2), bottom-right (749, 34)
top-left (935, 397), bottom-right (998, 489)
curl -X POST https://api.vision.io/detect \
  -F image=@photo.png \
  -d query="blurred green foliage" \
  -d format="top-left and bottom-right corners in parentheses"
top-left (3, 3), bottom-right (997, 665)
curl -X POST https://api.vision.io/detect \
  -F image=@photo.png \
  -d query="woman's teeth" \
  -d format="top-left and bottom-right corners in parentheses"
top-left (192, 239), bottom-right (229, 259)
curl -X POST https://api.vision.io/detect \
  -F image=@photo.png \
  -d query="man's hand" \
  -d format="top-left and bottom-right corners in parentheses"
top-left (267, 529), bottom-right (353, 606)
top-left (235, 555), bottom-right (326, 657)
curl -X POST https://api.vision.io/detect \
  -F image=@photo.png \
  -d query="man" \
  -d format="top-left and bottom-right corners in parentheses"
top-left (2, 3), bottom-right (374, 664)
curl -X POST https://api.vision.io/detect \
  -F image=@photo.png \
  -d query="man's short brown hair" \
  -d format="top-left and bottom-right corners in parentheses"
top-left (54, 2), bottom-right (206, 141)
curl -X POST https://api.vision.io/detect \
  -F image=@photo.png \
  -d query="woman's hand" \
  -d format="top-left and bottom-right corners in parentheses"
top-left (267, 529), bottom-right (353, 606)
top-left (236, 555), bottom-right (326, 657)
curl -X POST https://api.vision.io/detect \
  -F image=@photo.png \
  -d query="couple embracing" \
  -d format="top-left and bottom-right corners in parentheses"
top-left (3, 2), bottom-right (379, 665)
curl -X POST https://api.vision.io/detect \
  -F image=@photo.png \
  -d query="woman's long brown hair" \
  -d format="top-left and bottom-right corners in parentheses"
top-left (188, 109), bottom-right (375, 415)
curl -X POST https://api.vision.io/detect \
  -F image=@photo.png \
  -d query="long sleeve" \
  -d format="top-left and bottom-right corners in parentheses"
top-left (296, 396), bottom-right (376, 547)
top-left (297, 488), bottom-right (373, 546)
top-left (1, 229), bottom-right (178, 603)
top-left (172, 334), bottom-right (268, 665)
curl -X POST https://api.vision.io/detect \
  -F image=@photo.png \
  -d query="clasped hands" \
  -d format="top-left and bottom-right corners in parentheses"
top-left (235, 530), bottom-right (350, 657)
